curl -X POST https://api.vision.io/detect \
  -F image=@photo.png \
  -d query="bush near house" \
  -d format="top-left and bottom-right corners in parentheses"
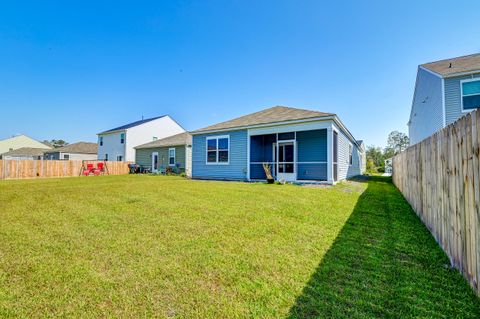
top-left (0, 176), bottom-right (479, 318)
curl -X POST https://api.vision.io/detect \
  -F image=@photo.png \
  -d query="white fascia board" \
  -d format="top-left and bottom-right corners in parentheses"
top-left (191, 116), bottom-right (336, 136)
top-left (247, 119), bottom-right (333, 136)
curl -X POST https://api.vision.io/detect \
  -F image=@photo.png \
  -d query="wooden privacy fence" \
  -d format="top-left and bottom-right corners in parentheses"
top-left (0, 160), bottom-right (131, 180)
top-left (393, 109), bottom-right (480, 295)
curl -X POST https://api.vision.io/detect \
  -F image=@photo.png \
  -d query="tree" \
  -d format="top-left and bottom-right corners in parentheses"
top-left (383, 147), bottom-right (395, 160)
top-left (386, 131), bottom-right (409, 154)
top-left (366, 145), bottom-right (384, 168)
top-left (44, 139), bottom-right (69, 148)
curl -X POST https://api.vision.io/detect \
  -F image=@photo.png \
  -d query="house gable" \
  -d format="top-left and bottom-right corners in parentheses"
top-left (408, 67), bottom-right (444, 145)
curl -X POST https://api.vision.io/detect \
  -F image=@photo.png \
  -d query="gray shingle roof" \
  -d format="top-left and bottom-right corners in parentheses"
top-left (135, 132), bottom-right (192, 149)
top-left (45, 142), bottom-right (98, 154)
top-left (1, 147), bottom-right (50, 157)
top-left (99, 116), bottom-right (165, 134)
top-left (421, 53), bottom-right (480, 77)
top-left (192, 106), bottom-right (335, 133)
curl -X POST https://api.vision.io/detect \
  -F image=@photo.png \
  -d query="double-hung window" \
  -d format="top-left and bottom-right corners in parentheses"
top-left (168, 148), bottom-right (176, 166)
top-left (206, 135), bottom-right (229, 164)
top-left (120, 133), bottom-right (125, 144)
top-left (99, 136), bottom-right (103, 146)
top-left (462, 79), bottom-right (480, 111)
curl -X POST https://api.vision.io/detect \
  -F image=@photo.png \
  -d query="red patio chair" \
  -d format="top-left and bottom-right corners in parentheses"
top-left (83, 163), bottom-right (94, 176)
top-left (93, 162), bottom-right (104, 175)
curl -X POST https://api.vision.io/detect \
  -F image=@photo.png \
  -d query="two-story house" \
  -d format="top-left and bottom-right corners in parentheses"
top-left (97, 116), bottom-right (185, 162)
top-left (408, 53), bottom-right (480, 145)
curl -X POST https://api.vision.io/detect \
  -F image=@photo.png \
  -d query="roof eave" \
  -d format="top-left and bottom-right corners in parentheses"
top-left (135, 143), bottom-right (189, 150)
top-left (190, 116), bottom-right (336, 135)
top-left (332, 115), bottom-right (362, 149)
top-left (443, 69), bottom-right (480, 78)
top-left (97, 128), bottom-right (127, 136)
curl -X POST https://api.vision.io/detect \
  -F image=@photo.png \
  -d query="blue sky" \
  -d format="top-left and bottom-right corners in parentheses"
top-left (1, 0), bottom-right (479, 147)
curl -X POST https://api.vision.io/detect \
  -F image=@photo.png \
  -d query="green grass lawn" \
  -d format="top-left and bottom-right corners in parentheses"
top-left (0, 175), bottom-right (479, 318)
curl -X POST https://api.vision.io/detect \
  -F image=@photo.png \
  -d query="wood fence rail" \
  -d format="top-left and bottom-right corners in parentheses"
top-left (0, 160), bottom-right (131, 180)
top-left (393, 109), bottom-right (480, 295)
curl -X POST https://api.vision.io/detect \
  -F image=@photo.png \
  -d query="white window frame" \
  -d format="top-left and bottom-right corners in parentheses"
top-left (460, 78), bottom-right (480, 113)
top-left (99, 136), bottom-right (103, 146)
top-left (168, 148), bottom-right (176, 167)
top-left (63, 154), bottom-right (70, 160)
top-left (120, 133), bottom-right (125, 144)
top-left (105, 154), bottom-right (109, 161)
top-left (151, 152), bottom-right (159, 171)
top-left (116, 155), bottom-right (123, 162)
top-left (205, 135), bottom-right (230, 165)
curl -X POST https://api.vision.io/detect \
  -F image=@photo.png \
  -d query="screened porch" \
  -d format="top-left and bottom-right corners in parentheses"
top-left (249, 129), bottom-right (328, 182)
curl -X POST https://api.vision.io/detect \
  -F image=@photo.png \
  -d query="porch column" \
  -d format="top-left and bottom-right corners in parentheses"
top-left (326, 127), bottom-right (334, 183)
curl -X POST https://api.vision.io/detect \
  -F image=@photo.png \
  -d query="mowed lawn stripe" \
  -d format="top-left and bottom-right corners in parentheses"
top-left (0, 175), bottom-right (479, 318)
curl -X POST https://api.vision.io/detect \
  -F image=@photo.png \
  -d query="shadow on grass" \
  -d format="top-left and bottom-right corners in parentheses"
top-left (289, 176), bottom-right (480, 318)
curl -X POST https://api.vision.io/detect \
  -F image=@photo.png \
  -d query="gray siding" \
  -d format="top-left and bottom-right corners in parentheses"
top-left (135, 145), bottom-right (186, 170)
top-left (192, 130), bottom-right (248, 180)
top-left (336, 127), bottom-right (362, 180)
top-left (408, 67), bottom-right (444, 145)
top-left (444, 73), bottom-right (480, 125)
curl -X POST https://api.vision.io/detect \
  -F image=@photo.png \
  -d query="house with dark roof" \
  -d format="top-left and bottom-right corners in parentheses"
top-left (190, 106), bottom-right (364, 184)
top-left (44, 142), bottom-right (98, 160)
top-left (97, 116), bottom-right (185, 162)
top-left (134, 132), bottom-right (192, 176)
top-left (408, 53), bottom-right (480, 145)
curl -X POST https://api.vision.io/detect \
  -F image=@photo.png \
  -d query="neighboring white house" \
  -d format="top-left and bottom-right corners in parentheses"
top-left (408, 53), bottom-right (480, 145)
top-left (0, 134), bottom-right (52, 156)
top-left (44, 142), bottom-right (98, 160)
top-left (97, 116), bottom-right (185, 162)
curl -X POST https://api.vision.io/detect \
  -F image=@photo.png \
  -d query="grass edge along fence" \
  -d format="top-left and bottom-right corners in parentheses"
top-left (393, 109), bottom-right (480, 296)
top-left (0, 159), bottom-right (131, 180)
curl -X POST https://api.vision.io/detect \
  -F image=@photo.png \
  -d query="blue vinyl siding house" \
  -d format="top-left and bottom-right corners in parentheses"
top-left (191, 106), bottom-right (364, 184)
top-left (408, 54), bottom-right (480, 145)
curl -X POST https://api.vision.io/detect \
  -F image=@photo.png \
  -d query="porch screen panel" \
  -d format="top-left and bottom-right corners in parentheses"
top-left (296, 129), bottom-right (328, 180)
top-left (333, 131), bottom-right (338, 182)
top-left (250, 134), bottom-right (277, 179)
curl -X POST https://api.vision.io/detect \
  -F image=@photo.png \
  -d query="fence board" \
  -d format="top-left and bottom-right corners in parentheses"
top-left (0, 160), bottom-right (131, 180)
top-left (393, 109), bottom-right (480, 295)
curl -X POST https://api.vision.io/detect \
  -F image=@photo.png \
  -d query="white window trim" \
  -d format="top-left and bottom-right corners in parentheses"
top-left (151, 152), bottom-right (159, 171)
top-left (120, 133), bottom-right (125, 144)
top-left (205, 135), bottom-right (230, 165)
top-left (168, 148), bottom-right (176, 167)
top-left (460, 78), bottom-right (480, 113)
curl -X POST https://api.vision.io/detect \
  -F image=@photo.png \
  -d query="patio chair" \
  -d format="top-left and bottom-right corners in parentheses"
top-left (83, 164), bottom-right (94, 176)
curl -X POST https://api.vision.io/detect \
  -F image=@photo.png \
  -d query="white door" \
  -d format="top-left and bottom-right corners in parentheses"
top-left (151, 152), bottom-right (159, 172)
top-left (275, 141), bottom-right (296, 182)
